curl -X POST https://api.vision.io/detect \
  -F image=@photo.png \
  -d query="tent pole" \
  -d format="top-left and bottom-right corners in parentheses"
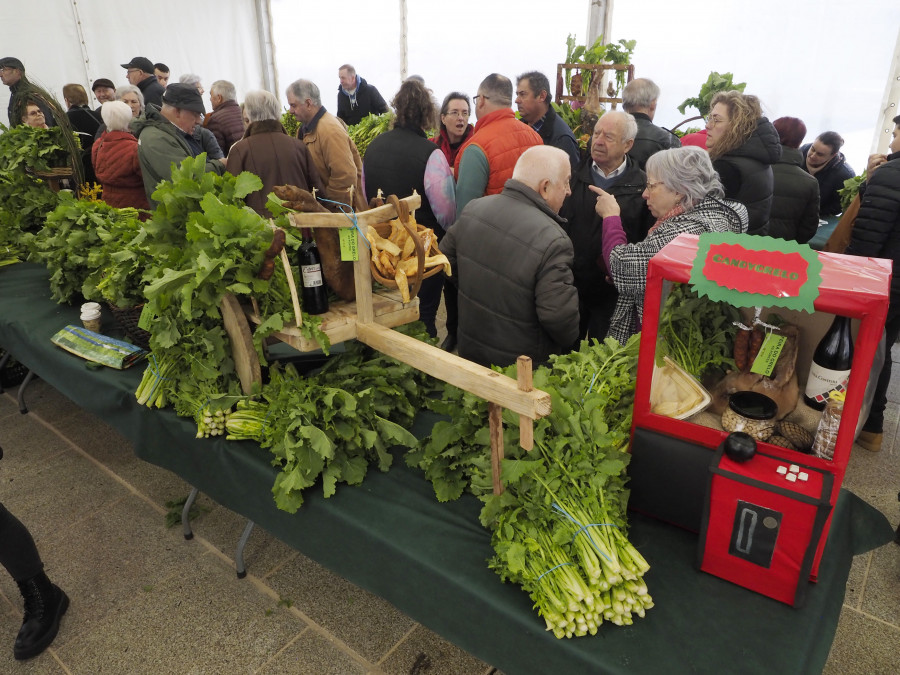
top-left (399, 0), bottom-right (408, 81)
top-left (68, 0), bottom-right (94, 94)
top-left (586, 0), bottom-right (614, 46)
top-left (871, 26), bottom-right (900, 156)
top-left (256, 0), bottom-right (279, 96)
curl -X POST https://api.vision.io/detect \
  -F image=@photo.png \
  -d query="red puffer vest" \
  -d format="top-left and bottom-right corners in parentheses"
top-left (454, 108), bottom-right (542, 195)
top-left (92, 131), bottom-right (150, 211)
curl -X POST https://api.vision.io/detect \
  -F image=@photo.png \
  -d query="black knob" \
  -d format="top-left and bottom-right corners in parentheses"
top-left (723, 432), bottom-right (756, 463)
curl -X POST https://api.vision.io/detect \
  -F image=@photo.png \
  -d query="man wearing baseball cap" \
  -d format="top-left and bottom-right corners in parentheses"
top-left (1, 56), bottom-right (56, 126)
top-left (132, 82), bottom-right (225, 207)
top-left (120, 56), bottom-right (164, 109)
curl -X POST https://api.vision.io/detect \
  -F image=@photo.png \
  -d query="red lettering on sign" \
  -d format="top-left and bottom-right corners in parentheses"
top-left (703, 243), bottom-right (808, 297)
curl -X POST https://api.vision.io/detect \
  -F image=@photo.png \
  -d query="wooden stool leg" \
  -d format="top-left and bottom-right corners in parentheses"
top-left (489, 402), bottom-right (504, 495)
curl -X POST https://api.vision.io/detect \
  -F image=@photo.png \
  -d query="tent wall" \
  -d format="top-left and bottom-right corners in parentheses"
top-left (0, 0), bottom-right (275, 124)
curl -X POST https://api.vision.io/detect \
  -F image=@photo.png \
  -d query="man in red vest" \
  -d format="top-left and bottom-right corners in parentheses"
top-left (453, 73), bottom-right (542, 215)
top-left (444, 74), bottom-right (542, 352)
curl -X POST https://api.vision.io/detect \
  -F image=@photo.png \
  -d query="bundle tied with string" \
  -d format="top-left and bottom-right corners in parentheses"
top-left (272, 184), bottom-right (357, 301)
top-left (709, 307), bottom-right (801, 419)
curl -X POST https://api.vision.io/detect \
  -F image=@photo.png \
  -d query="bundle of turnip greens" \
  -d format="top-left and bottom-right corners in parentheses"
top-left (409, 335), bottom-right (653, 637)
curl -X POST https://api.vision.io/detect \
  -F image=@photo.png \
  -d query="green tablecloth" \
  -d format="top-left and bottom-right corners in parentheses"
top-left (1, 262), bottom-right (894, 674)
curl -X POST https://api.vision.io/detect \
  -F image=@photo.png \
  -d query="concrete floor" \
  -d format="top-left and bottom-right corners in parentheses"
top-left (0, 349), bottom-right (897, 673)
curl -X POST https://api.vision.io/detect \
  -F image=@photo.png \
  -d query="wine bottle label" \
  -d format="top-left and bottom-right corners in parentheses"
top-left (301, 263), bottom-right (323, 287)
top-left (804, 364), bottom-right (850, 406)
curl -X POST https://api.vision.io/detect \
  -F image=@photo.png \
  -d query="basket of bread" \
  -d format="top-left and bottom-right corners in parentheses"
top-left (365, 194), bottom-right (450, 303)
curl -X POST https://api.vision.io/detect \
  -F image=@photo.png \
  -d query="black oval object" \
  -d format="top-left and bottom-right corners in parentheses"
top-left (723, 432), bottom-right (757, 462)
top-left (728, 391), bottom-right (777, 421)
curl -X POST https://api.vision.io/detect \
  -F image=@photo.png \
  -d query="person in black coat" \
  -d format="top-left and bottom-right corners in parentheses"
top-left (559, 111), bottom-right (653, 341)
top-left (800, 131), bottom-right (856, 217)
top-left (622, 77), bottom-right (681, 170)
top-left (336, 64), bottom-right (389, 127)
top-left (121, 56), bottom-right (165, 110)
top-left (363, 79), bottom-right (456, 338)
top-left (845, 114), bottom-right (900, 452)
top-left (767, 116), bottom-right (819, 243)
top-left (63, 83), bottom-right (102, 185)
top-left (705, 91), bottom-right (781, 234)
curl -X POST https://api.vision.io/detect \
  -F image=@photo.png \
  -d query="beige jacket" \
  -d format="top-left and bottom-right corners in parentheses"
top-left (301, 110), bottom-right (367, 211)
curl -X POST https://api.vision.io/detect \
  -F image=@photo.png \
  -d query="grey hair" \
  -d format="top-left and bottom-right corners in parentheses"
top-left (646, 146), bottom-right (724, 209)
top-left (210, 79), bottom-right (236, 101)
top-left (512, 145), bottom-right (570, 188)
top-left (100, 100), bottom-right (134, 132)
top-left (477, 73), bottom-right (513, 108)
top-left (600, 110), bottom-right (638, 143)
top-left (115, 85), bottom-right (144, 113)
top-left (622, 78), bottom-right (660, 112)
top-left (179, 73), bottom-right (202, 88)
top-left (286, 79), bottom-right (321, 107)
top-left (242, 90), bottom-right (280, 123)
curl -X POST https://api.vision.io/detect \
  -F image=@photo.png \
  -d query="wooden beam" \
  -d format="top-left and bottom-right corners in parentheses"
top-left (489, 402), bottom-right (504, 495)
top-left (287, 193), bottom-right (422, 230)
top-left (355, 322), bottom-right (551, 420)
top-left (517, 356), bottom-right (534, 451)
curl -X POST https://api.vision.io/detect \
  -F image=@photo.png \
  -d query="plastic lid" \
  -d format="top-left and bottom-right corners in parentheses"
top-left (728, 391), bottom-right (777, 420)
top-left (80, 309), bottom-right (101, 320)
top-left (81, 302), bottom-right (101, 312)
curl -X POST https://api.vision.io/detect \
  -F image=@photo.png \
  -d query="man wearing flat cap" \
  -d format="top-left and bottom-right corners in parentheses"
top-left (133, 82), bottom-right (225, 208)
top-left (121, 56), bottom-right (165, 109)
top-left (1, 56), bottom-right (56, 126)
top-left (91, 78), bottom-right (117, 112)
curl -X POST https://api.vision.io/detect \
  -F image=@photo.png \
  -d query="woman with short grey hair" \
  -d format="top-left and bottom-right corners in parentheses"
top-left (92, 101), bottom-right (149, 211)
top-left (115, 85), bottom-right (144, 118)
top-left (225, 90), bottom-right (325, 217)
top-left (592, 146), bottom-right (748, 343)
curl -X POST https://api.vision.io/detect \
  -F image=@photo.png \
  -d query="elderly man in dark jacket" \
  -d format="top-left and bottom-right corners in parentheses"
top-left (845, 115), bottom-right (900, 452)
top-left (441, 145), bottom-right (579, 368)
top-left (622, 78), bottom-right (680, 170)
top-left (205, 80), bottom-right (245, 155)
top-left (515, 71), bottom-right (580, 167)
top-left (559, 111), bottom-right (653, 341)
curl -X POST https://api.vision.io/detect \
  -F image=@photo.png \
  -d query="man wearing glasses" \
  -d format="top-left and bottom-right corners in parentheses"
top-left (121, 56), bottom-right (165, 109)
top-left (0, 57), bottom-right (56, 127)
top-left (454, 73), bottom-right (542, 215)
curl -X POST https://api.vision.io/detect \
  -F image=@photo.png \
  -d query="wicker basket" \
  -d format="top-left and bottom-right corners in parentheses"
top-left (108, 304), bottom-right (151, 351)
top-left (369, 222), bottom-right (443, 309)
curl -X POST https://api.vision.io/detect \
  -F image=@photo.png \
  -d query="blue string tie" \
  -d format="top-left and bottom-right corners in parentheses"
top-left (315, 196), bottom-right (368, 249)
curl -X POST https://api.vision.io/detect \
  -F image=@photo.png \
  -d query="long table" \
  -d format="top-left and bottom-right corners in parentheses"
top-left (1, 262), bottom-right (894, 674)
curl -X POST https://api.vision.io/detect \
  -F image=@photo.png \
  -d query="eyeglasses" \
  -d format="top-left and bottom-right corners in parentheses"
top-left (645, 181), bottom-right (665, 192)
top-left (127, 69), bottom-right (141, 76)
top-left (706, 115), bottom-right (727, 128)
top-left (472, 95), bottom-right (490, 103)
top-left (443, 110), bottom-right (469, 118)
top-left (26, 110), bottom-right (44, 118)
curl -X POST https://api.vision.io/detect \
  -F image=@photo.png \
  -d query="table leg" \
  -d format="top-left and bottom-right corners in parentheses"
top-left (17, 370), bottom-right (35, 414)
top-left (236, 520), bottom-right (255, 579)
top-left (182, 487), bottom-right (200, 540)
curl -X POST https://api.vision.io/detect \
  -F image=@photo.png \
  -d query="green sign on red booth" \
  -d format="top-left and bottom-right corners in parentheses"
top-left (689, 233), bottom-right (823, 311)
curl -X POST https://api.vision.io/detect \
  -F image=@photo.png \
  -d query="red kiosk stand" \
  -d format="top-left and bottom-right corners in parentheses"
top-left (627, 234), bottom-right (890, 603)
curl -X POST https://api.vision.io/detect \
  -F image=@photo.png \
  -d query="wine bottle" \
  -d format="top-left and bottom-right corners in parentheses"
top-left (803, 315), bottom-right (853, 411)
top-left (297, 228), bottom-right (329, 315)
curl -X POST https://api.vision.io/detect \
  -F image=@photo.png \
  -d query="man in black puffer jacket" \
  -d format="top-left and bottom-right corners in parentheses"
top-left (441, 146), bottom-right (579, 368)
top-left (336, 64), bottom-right (389, 127)
top-left (846, 114), bottom-right (900, 452)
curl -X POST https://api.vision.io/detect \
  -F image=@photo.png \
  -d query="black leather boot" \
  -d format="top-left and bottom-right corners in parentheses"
top-left (14, 572), bottom-right (69, 660)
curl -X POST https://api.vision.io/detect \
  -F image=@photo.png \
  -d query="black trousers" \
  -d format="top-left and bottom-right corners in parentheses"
top-left (0, 501), bottom-right (44, 582)
top-left (863, 311), bottom-right (900, 433)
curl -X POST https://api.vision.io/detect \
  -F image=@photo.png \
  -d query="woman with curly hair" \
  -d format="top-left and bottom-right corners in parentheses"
top-left (705, 90), bottom-right (782, 234)
top-left (363, 78), bottom-right (456, 338)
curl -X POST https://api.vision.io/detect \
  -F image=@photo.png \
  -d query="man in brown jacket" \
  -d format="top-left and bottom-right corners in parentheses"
top-left (286, 78), bottom-right (367, 211)
top-left (204, 80), bottom-right (245, 155)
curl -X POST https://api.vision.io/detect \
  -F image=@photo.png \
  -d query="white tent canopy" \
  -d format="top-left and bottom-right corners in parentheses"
top-left (0, 0), bottom-right (275, 122)
top-left (1, 0), bottom-right (898, 171)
